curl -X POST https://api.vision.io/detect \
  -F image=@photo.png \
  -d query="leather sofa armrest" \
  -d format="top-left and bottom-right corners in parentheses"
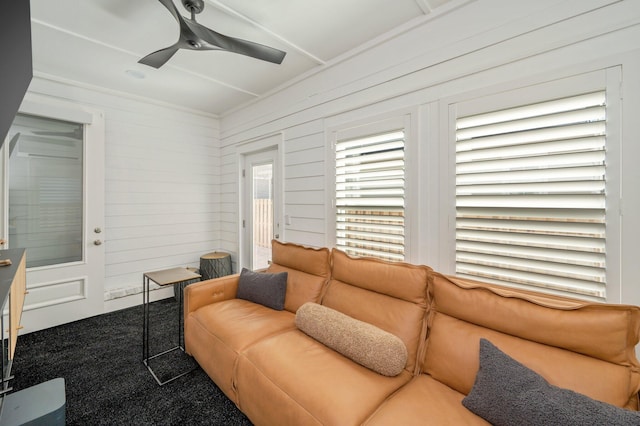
top-left (184, 274), bottom-right (240, 316)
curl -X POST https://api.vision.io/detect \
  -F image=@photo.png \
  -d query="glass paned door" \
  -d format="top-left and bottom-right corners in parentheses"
top-left (252, 163), bottom-right (273, 270)
top-left (2, 102), bottom-right (104, 334)
top-left (242, 147), bottom-right (279, 270)
top-left (8, 114), bottom-right (83, 268)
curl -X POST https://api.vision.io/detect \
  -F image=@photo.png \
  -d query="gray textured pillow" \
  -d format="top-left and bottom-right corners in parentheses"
top-left (295, 302), bottom-right (407, 376)
top-left (462, 339), bottom-right (640, 426)
top-left (236, 268), bottom-right (288, 310)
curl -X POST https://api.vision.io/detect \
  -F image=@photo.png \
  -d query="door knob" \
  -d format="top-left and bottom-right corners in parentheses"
top-left (94, 239), bottom-right (103, 246)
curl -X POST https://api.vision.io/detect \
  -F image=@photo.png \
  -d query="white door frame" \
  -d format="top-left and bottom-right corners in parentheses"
top-left (237, 134), bottom-right (283, 270)
top-left (1, 94), bottom-right (105, 333)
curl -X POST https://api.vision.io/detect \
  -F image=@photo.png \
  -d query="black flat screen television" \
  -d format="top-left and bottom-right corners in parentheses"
top-left (0, 0), bottom-right (33, 145)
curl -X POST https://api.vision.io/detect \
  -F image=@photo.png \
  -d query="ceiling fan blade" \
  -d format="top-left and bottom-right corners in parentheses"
top-left (191, 23), bottom-right (286, 64)
top-left (157, 0), bottom-right (182, 23)
top-left (219, 35), bottom-right (287, 64)
top-left (139, 44), bottom-right (181, 68)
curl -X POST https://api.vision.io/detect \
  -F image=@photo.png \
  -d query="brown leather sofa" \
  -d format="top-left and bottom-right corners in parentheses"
top-left (184, 240), bottom-right (640, 425)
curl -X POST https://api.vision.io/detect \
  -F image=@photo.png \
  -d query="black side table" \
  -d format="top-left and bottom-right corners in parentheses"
top-left (142, 267), bottom-right (201, 386)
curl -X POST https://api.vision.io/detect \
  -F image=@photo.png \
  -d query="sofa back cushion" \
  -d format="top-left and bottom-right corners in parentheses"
top-left (423, 272), bottom-right (640, 409)
top-left (321, 249), bottom-right (432, 374)
top-left (266, 240), bottom-right (331, 313)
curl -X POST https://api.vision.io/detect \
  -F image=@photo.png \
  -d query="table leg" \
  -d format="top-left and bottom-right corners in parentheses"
top-left (141, 274), bottom-right (197, 386)
top-left (178, 281), bottom-right (182, 349)
top-left (1, 314), bottom-right (6, 393)
top-left (143, 275), bottom-right (149, 363)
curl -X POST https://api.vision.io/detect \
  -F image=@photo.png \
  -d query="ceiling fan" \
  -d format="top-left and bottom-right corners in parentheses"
top-left (139, 0), bottom-right (287, 69)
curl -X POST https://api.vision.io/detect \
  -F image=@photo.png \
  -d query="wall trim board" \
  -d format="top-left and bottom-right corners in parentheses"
top-left (104, 285), bottom-right (174, 313)
top-left (32, 72), bottom-right (219, 121)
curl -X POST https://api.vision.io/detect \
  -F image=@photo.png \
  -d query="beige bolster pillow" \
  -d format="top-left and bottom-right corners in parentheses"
top-left (295, 302), bottom-right (408, 376)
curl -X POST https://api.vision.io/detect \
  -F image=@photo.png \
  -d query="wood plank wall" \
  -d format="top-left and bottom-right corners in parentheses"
top-left (26, 76), bottom-right (220, 302)
top-left (218, 0), bottom-right (640, 307)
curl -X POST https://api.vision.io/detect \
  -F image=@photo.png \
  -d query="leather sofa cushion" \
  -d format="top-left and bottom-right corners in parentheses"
top-left (267, 240), bottom-right (331, 313)
top-left (190, 298), bottom-right (296, 351)
top-left (185, 299), bottom-right (296, 402)
top-left (322, 249), bottom-right (431, 374)
top-left (425, 312), bottom-right (638, 408)
top-left (270, 239), bottom-right (331, 278)
top-left (330, 249), bottom-right (431, 303)
top-left (424, 272), bottom-right (640, 409)
top-left (432, 273), bottom-right (640, 364)
top-left (364, 375), bottom-right (489, 426)
top-left (236, 329), bottom-right (412, 426)
top-left (296, 302), bottom-right (407, 376)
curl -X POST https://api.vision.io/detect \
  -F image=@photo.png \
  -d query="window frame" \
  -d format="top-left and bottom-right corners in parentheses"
top-left (235, 133), bottom-right (283, 270)
top-left (7, 113), bottom-right (85, 268)
top-left (326, 110), bottom-right (417, 262)
top-left (444, 68), bottom-right (622, 301)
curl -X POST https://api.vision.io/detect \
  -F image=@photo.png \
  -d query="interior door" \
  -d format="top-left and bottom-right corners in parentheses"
top-left (1, 102), bottom-right (104, 334)
top-left (242, 149), bottom-right (280, 270)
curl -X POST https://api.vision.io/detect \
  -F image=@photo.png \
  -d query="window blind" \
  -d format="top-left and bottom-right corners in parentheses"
top-left (8, 114), bottom-right (84, 268)
top-left (335, 130), bottom-right (405, 261)
top-left (455, 91), bottom-right (607, 298)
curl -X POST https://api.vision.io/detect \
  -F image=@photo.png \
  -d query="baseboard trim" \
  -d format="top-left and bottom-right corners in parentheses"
top-left (104, 286), bottom-right (174, 313)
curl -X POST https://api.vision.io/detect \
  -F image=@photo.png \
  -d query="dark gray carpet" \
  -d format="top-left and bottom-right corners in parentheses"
top-left (10, 298), bottom-right (253, 425)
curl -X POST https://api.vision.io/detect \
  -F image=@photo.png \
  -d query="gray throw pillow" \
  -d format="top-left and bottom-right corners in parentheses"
top-left (462, 339), bottom-right (640, 426)
top-left (236, 268), bottom-right (288, 310)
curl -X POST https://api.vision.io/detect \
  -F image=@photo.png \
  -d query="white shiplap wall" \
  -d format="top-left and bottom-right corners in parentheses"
top-left (218, 120), bottom-right (328, 265)
top-left (219, 0), bottom-right (640, 307)
top-left (25, 75), bottom-right (220, 311)
top-left (283, 124), bottom-right (326, 247)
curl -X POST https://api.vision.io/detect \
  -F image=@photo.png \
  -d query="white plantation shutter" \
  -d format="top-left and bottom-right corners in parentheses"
top-left (335, 130), bottom-right (405, 261)
top-left (455, 91), bottom-right (607, 298)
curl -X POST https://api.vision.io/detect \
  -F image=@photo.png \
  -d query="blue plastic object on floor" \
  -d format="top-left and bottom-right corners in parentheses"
top-left (0, 378), bottom-right (65, 425)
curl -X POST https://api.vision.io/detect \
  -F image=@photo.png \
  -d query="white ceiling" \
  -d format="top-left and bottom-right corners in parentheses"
top-left (30, 0), bottom-right (457, 116)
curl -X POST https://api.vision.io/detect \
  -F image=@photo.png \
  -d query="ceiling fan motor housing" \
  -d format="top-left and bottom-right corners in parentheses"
top-left (182, 0), bottom-right (204, 14)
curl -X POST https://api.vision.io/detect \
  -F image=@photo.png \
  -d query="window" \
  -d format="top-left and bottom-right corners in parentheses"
top-left (334, 128), bottom-right (406, 261)
top-left (454, 91), bottom-right (609, 298)
top-left (7, 113), bottom-right (84, 268)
